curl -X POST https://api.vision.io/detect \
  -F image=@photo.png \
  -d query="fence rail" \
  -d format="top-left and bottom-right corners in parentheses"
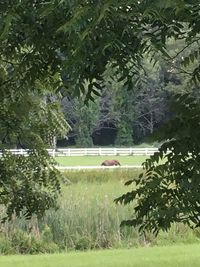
top-left (0, 147), bottom-right (159, 157)
top-left (55, 147), bottom-right (158, 157)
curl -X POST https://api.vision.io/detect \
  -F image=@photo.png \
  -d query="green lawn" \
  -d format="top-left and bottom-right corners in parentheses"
top-left (1, 244), bottom-right (200, 267)
top-left (55, 155), bottom-right (148, 166)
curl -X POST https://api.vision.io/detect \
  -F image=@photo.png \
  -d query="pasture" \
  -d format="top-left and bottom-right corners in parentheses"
top-left (55, 155), bottom-right (148, 166)
top-left (1, 244), bottom-right (200, 267)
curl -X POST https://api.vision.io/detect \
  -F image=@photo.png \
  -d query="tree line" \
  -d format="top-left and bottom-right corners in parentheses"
top-left (61, 41), bottom-right (198, 147)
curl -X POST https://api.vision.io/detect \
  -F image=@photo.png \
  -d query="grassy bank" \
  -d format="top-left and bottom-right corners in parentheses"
top-left (1, 244), bottom-right (200, 267)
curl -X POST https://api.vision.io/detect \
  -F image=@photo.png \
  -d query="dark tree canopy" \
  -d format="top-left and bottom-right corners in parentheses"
top-left (2, 1), bottom-right (200, 97)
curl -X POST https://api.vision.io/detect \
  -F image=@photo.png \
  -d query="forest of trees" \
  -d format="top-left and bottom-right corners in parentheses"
top-left (60, 39), bottom-right (199, 147)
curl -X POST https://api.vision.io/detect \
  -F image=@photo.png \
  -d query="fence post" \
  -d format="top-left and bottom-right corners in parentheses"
top-left (145, 148), bottom-right (148, 156)
top-left (52, 149), bottom-right (55, 157)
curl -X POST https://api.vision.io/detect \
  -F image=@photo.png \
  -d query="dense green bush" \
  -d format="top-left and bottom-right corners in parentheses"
top-left (0, 236), bottom-right (13, 255)
top-left (0, 230), bottom-right (59, 255)
top-left (11, 230), bottom-right (59, 254)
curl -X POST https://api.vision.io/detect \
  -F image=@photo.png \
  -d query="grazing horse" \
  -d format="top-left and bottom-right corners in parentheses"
top-left (101, 159), bottom-right (121, 166)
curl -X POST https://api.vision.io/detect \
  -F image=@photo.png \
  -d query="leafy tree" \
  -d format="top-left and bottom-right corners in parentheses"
top-left (62, 95), bottom-right (100, 147)
top-left (115, 94), bottom-right (200, 234)
top-left (0, 5), bottom-right (70, 219)
top-left (0, 66), bottom-right (70, 220)
top-left (115, 122), bottom-right (133, 146)
top-left (1, 1), bottom-right (200, 93)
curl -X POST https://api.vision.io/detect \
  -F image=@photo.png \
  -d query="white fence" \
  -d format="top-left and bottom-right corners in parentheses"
top-left (50, 147), bottom-right (159, 156)
top-left (0, 147), bottom-right (158, 157)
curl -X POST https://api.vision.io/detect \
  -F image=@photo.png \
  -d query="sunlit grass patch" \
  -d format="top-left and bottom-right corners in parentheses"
top-left (55, 155), bottom-right (148, 166)
top-left (1, 244), bottom-right (200, 267)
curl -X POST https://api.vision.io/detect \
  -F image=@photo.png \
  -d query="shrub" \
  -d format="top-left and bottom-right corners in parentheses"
top-left (0, 236), bottom-right (13, 254)
top-left (75, 236), bottom-right (92, 250)
top-left (10, 230), bottom-right (59, 254)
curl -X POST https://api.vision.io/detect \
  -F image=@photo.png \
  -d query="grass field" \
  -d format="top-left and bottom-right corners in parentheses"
top-left (1, 244), bottom-right (200, 267)
top-left (1, 169), bottom-right (198, 254)
top-left (55, 155), bottom-right (148, 166)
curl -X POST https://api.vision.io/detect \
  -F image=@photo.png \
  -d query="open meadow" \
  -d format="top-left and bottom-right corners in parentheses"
top-left (1, 244), bottom-right (200, 267)
top-left (55, 155), bottom-right (148, 166)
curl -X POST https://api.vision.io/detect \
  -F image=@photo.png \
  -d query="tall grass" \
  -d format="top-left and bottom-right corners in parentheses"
top-left (40, 170), bottom-right (139, 250)
top-left (0, 169), bottom-right (200, 254)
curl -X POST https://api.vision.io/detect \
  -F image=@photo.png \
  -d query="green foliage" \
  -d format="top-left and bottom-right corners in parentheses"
top-left (1, 1), bottom-right (200, 98)
top-left (116, 94), bottom-right (200, 234)
top-left (0, 2), bottom-right (71, 220)
top-left (0, 230), bottom-right (59, 254)
top-left (62, 95), bottom-right (100, 146)
top-left (115, 122), bottom-right (133, 146)
top-left (0, 62), bottom-right (70, 220)
top-left (74, 103), bottom-right (97, 147)
top-left (0, 236), bottom-right (13, 255)
top-left (41, 224), bottom-right (54, 243)
top-left (0, 150), bottom-right (62, 221)
top-left (62, 60), bottom-right (169, 146)
top-left (74, 236), bottom-right (93, 251)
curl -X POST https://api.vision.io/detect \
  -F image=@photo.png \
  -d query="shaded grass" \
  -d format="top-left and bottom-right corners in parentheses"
top-left (1, 244), bottom-right (200, 267)
top-left (55, 155), bottom-right (148, 166)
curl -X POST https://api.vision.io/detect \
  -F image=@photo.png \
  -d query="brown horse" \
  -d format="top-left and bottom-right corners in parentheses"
top-left (101, 159), bottom-right (121, 166)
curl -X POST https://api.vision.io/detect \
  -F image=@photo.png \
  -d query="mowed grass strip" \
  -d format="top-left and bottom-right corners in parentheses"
top-left (1, 244), bottom-right (200, 267)
top-left (55, 155), bottom-right (148, 166)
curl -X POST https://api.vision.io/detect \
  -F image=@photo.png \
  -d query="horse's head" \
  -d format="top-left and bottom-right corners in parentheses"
top-left (113, 160), bottom-right (121, 166)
